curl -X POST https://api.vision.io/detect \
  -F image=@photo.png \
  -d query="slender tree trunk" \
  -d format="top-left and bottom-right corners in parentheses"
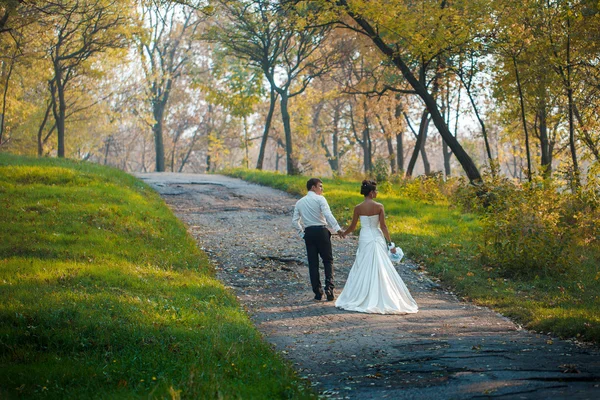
top-left (256, 87), bottom-right (277, 170)
top-left (396, 133), bottom-right (404, 173)
top-left (420, 117), bottom-right (430, 175)
top-left (362, 100), bottom-right (372, 173)
top-left (321, 103), bottom-right (341, 173)
top-left (280, 92), bottom-right (297, 175)
top-left (386, 137), bottom-right (396, 174)
top-left (394, 102), bottom-right (404, 173)
top-left (37, 101), bottom-right (53, 156)
top-left (573, 104), bottom-right (600, 162)
top-left (53, 67), bottom-right (67, 158)
top-left (332, 104), bottom-right (340, 173)
top-left (406, 109), bottom-right (429, 177)
top-left (152, 101), bottom-right (166, 172)
top-left (104, 136), bottom-right (112, 165)
top-left (565, 19), bottom-right (579, 188)
top-left (512, 143), bottom-right (519, 179)
top-left (512, 56), bottom-right (532, 182)
top-left (275, 138), bottom-right (285, 172)
top-left (459, 74), bottom-right (493, 169)
top-left (442, 141), bottom-right (451, 176)
top-left (0, 51), bottom-right (15, 146)
top-left (341, 2), bottom-right (481, 183)
top-left (377, 114), bottom-right (396, 174)
top-left (141, 135), bottom-right (148, 172)
top-left (170, 134), bottom-right (179, 172)
top-left (178, 129), bottom-right (201, 172)
top-left (537, 102), bottom-right (551, 177)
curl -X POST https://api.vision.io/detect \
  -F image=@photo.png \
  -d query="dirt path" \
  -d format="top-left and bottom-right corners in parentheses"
top-left (137, 173), bottom-right (600, 399)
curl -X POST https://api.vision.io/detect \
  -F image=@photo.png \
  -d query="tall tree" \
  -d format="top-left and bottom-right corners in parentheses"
top-left (43, 0), bottom-right (130, 158)
top-left (317, 0), bottom-right (484, 183)
top-left (213, 0), bottom-right (334, 174)
top-left (136, 0), bottom-right (205, 171)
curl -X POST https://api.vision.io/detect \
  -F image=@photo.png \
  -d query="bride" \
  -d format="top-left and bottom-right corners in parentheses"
top-left (335, 180), bottom-right (418, 314)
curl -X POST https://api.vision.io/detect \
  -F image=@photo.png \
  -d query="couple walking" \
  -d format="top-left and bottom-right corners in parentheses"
top-left (292, 178), bottom-right (418, 314)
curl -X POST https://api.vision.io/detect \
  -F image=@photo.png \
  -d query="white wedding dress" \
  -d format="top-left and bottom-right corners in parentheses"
top-left (335, 215), bottom-right (418, 314)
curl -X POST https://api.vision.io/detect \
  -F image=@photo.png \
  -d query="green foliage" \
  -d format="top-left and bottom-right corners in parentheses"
top-left (371, 157), bottom-right (389, 183)
top-left (226, 168), bottom-right (600, 344)
top-left (455, 170), bottom-right (600, 279)
top-left (0, 154), bottom-right (313, 399)
top-left (395, 173), bottom-right (453, 205)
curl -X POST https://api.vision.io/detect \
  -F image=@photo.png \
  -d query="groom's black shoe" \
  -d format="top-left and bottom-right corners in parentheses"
top-left (314, 293), bottom-right (323, 301)
top-left (325, 291), bottom-right (335, 301)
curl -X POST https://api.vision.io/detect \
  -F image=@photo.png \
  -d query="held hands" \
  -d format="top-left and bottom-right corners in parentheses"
top-left (337, 229), bottom-right (346, 239)
top-left (388, 242), bottom-right (397, 254)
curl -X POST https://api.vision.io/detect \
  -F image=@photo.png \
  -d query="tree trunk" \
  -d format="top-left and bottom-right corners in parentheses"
top-left (280, 92), bottom-right (297, 175)
top-left (243, 116), bottom-right (249, 168)
top-left (332, 104), bottom-right (340, 173)
top-left (53, 67), bottom-right (67, 158)
top-left (459, 73), bottom-right (493, 169)
top-left (0, 51), bottom-right (15, 146)
top-left (362, 100), bottom-right (372, 173)
top-left (256, 87), bottom-right (277, 170)
top-left (170, 135), bottom-right (178, 172)
top-left (341, 3), bottom-right (481, 183)
top-left (442, 141), bottom-right (451, 176)
top-left (321, 103), bottom-right (341, 173)
top-left (406, 109), bottom-right (429, 177)
top-left (37, 101), bottom-right (53, 156)
top-left (537, 102), bottom-right (551, 177)
top-left (396, 133), bottom-right (404, 174)
top-left (104, 136), bottom-right (111, 165)
top-left (386, 136), bottom-right (396, 174)
top-left (394, 102), bottom-right (404, 173)
top-left (565, 19), bottom-right (579, 188)
top-left (512, 56), bottom-right (532, 182)
top-left (152, 101), bottom-right (166, 172)
top-left (377, 114), bottom-right (396, 174)
top-left (573, 104), bottom-right (600, 162)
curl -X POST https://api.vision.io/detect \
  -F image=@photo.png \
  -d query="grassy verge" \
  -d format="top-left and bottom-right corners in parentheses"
top-left (225, 169), bottom-right (600, 344)
top-left (0, 154), bottom-right (313, 399)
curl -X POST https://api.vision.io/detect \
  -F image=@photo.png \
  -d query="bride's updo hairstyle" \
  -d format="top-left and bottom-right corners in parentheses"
top-left (360, 180), bottom-right (377, 196)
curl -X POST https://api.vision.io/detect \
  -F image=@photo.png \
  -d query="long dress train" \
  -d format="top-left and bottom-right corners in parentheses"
top-left (335, 215), bottom-right (418, 314)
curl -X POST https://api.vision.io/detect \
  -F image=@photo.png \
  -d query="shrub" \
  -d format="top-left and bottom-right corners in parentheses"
top-left (456, 173), bottom-right (600, 278)
top-left (399, 173), bottom-right (449, 204)
top-left (372, 158), bottom-right (390, 183)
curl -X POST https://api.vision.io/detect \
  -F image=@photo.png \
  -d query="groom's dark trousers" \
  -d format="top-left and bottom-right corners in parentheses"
top-left (304, 226), bottom-right (334, 296)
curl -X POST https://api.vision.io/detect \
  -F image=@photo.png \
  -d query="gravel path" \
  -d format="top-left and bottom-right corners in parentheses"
top-left (137, 172), bottom-right (600, 399)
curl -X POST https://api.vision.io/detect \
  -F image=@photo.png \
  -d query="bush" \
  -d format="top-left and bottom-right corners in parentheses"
top-left (372, 158), bottom-right (390, 183)
top-left (454, 171), bottom-right (600, 279)
top-left (399, 172), bottom-right (449, 204)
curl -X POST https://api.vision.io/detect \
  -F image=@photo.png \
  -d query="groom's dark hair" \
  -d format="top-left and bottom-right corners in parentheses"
top-left (307, 178), bottom-right (322, 191)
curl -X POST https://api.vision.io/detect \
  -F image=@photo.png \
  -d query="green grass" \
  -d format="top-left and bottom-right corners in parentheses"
top-left (225, 169), bottom-right (600, 343)
top-left (0, 154), bottom-right (314, 399)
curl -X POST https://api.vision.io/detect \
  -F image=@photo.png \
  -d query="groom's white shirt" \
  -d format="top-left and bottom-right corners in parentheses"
top-left (292, 191), bottom-right (341, 239)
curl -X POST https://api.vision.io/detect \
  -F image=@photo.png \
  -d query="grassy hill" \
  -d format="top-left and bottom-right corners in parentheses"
top-left (0, 154), bottom-right (313, 399)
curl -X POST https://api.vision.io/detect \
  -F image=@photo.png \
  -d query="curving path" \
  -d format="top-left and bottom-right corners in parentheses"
top-left (137, 172), bottom-right (600, 400)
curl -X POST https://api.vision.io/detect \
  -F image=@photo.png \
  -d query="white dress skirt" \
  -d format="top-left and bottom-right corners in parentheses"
top-left (335, 215), bottom-right (418, 314)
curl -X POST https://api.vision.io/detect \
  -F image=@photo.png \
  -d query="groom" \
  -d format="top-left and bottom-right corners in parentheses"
top-left (292, 178), bottom-right (345, 301)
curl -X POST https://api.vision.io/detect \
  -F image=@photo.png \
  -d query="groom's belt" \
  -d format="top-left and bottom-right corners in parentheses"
top-left (305, 225), bottom-right (326, 230)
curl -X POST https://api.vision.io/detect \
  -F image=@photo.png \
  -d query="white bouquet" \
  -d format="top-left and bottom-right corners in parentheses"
top-left (388, 242), bottom-right (404, 263)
